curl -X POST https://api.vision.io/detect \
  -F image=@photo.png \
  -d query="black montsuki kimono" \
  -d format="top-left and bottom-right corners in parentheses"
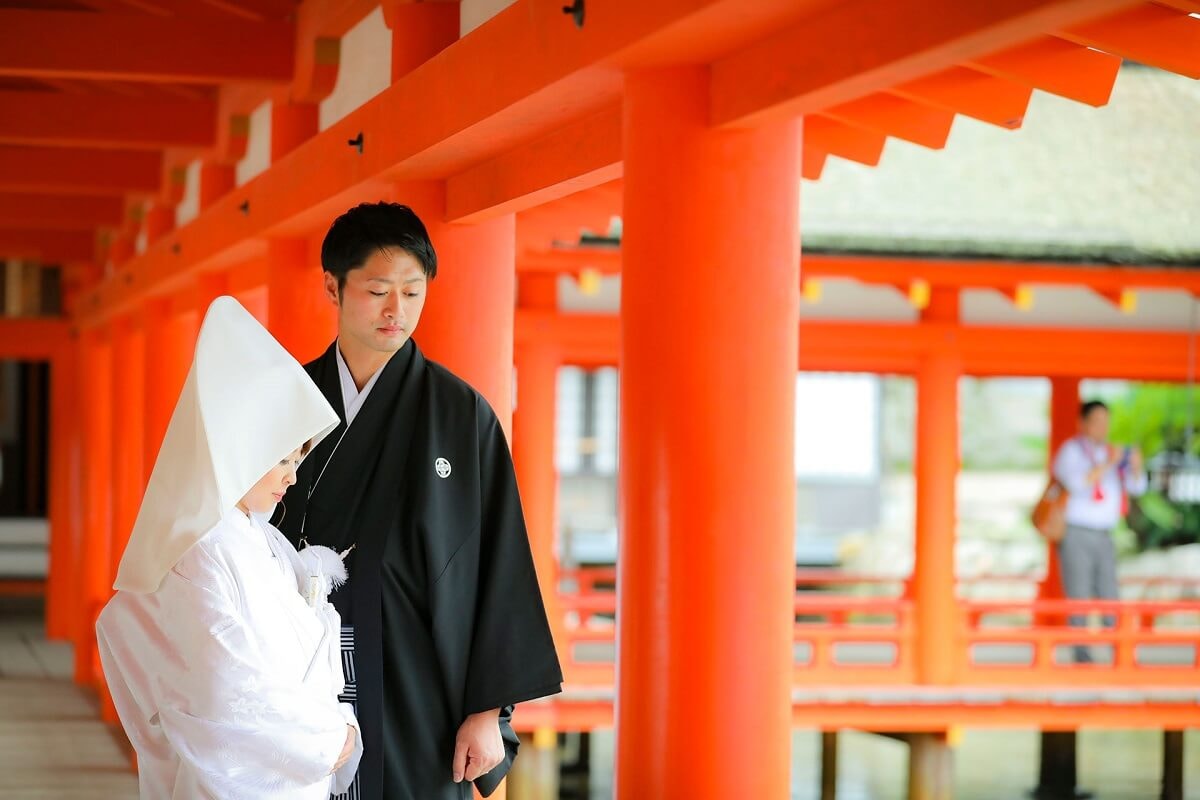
top-left (274, 339), bottom-right (562, 800)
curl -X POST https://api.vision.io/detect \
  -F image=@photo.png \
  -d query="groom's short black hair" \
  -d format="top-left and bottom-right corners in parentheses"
top-left (321, 202), bottom-right (438, 290)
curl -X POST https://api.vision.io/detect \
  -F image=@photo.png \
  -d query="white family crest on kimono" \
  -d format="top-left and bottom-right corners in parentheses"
top-left (95, 297), bottom-right (362, 799)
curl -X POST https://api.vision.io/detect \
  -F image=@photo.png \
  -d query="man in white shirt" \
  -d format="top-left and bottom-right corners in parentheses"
top-left (1052, 400), bottom-right (1147, 662)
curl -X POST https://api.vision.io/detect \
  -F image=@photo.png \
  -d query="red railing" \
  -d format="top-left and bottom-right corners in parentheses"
top-left (961, 599), bottom-right (1200, 686)
top-left (554, 567), bottom-right (1200, 689)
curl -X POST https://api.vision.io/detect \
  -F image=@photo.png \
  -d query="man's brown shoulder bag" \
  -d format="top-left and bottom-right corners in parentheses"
top-left (1031, 478), bottom-right (1069, 543)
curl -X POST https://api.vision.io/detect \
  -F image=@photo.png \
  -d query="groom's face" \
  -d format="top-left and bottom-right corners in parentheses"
top-left (327, 246), bottom-right (427, 354)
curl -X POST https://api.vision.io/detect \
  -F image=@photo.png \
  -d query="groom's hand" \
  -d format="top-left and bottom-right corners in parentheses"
top-left (452, 708), bottom-right (504, 783)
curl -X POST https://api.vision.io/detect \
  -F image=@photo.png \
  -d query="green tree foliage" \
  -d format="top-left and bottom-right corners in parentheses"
top-left (1107, 384), bottom-right (1200, 550)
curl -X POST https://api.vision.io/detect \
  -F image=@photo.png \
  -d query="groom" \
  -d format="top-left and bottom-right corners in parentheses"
top-left (275, 202), bottom-right (562, 799)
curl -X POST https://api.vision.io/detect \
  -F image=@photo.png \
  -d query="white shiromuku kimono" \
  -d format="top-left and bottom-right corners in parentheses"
top-left (97, 512), bottom-right (361, 799)
top-left (94, 296), bottom-right (361, 799)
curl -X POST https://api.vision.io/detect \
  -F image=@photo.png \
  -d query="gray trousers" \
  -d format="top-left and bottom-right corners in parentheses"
top-left (1057, 524), bottom-right (1118, 662)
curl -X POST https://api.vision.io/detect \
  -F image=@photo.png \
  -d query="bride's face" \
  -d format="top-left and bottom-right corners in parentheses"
top-left (240, 445), bottom-right (305, 515)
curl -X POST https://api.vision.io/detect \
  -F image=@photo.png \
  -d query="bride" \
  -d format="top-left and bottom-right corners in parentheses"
top-left (96, 297), bottom-right (362, 799)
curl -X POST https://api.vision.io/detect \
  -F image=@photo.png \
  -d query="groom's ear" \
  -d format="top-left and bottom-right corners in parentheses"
top-left (323, 271), bottom-right (341, 306)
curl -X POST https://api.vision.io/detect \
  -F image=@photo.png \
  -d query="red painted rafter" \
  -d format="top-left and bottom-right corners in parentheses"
top-left (0, 319), bottom-right (71, 360)
top-left (0, 192), bottom-right (125, 228)
top-left (802, 147), bottom-right (828, 181)
top-left (0, 90), bottom-right (216, 150)
top-left (1060, 3), bottom-right (1200, 79)
top-left (0, 145), bottom-right (162, 195)
top-left (823, 94), bottom-right (955, 150)
top-left (0, 9), bottom-right (294, 84)
top-left (890, 67), bottom-right (1032, 129)
top-left (0, 228), bottom-right (96, 263)
top-left (804, 115), bottom-right (886, 166)
top-left (708, 0), bottom-right (1136, 127)
top-left (967, 36), bottom-right (1122, 107)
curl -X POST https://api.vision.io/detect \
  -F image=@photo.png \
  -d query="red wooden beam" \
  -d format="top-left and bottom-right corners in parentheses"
top-left (446, 105), bottom-right (623, 223)
top-left (516, 250), bottom-right (1200, 295)
top-left (199, 0), bottom-right (299, 22)
top-left (801, 254), bottom-right (1200, 293)
top-left (0, 192), bottom-right (124, 229)
top-left (516, 180), bottom-right (623, 249)
top-left (0, 9), bottom-right (293, 84)
top-left (0, 91), bottom-right (216, 150)
top-left (300, 0), bottom-right (381, 37)
top-left (786, 703), bottom-right (1200, 731)
top-left (952, 323), bottom-right (1195, 379)
top-left (0, 229), bottom-right (95, 262)
top-left (0, 318), bottom-right (71, 360)
top-left (519, 247), bottom-right (620, 275)
top-left (515, 697), bottom-right (1200, 733)
top-left (0, 145), bottom-right (162, 195)
top-left (73, 0), bottom-right (294, 20)
top-left (709, 0), bottom-right (1136, 127)
top-left (515, 310), bottom-right (620, 369)
top-left (515, 311), bottom-right (1200, 381)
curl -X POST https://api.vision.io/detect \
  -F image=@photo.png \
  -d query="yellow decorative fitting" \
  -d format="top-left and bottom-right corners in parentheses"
top-left (909, 279), bottom-right (931, 310)
top-left (578, 268), bottom-right (602, 296)
top-left (801, 277), bottom-right (823, 304)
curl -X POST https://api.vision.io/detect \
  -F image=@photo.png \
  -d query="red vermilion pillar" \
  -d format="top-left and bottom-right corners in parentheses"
top-left (109, 316), bottom-right (144, 579)
top-left (196, 272), bottom-right (231, 326)
top-left (905, 289), bottom-right (962, 797)
top-left (45, 338), bottom-right (78, 641)
top-left (406, 184), bottom-right (517, 434)
top-left (509, 274), bottom-right (563, 800)
top-left (75, 326), bottom-right (113, 687)
top-left (616, 68), bottom-right (799, 799)
top-left (512, 275), bottom-right (564, 648)
top-left (1040, 376), bottom-right (1080, 602)
top-left (267, 237), bottom-right (337, 363)
top-left (913, 288), bottom-right (962, 686)
top-left (142, 294), bottom-right (198, 482)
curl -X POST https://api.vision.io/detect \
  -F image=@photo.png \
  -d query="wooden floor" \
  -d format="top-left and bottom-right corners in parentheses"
top-left (0, 598), bottom-right (137, 799)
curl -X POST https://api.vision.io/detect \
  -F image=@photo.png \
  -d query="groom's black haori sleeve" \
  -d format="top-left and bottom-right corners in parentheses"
top-left (466, 405), bottom-right (564, 796)
top-left (467, 405), bottom-right (564, 714)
